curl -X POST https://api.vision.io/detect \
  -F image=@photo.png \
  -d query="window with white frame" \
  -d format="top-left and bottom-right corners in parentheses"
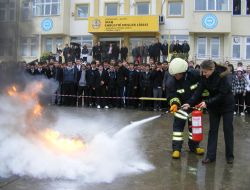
top-left (20, 37), bottom-right (38, 57)
top-left (247, 0), bottom-right (250, 14)
top-left (20, 38), bottom-right (29, 56)
top-left (45, 38), bottom-right (53, 52)
top-left (0, 3), bottom-right (7, 22)
top-left (71, 36), bottom-right (93, 52)
top-left (165, 35), bottom-right (189, 44)
top-left (246, 37), bottom-right (250, 59)
top-left (105, 3), bottom-right (118, 16)
top-left (22, 0), bottom-right (31, 21)
top-left (197, 37), bottom-right (207, 58)
top-left (76, 4), bottom-right (89, 19)
top-left (0, 1), bottom-right (16, 22)
top-left (136, 2), bottom-right (150, 15)
top-left (232, 36), bottom-right (241, 59)
top-left (55, 38), bottom-right (63, 49)
top-left (9, 1), bottom-right (16, 21)
top-left (195, 0), bottom-right (229, 11)
top-left (210, 37), bottom-right (220, 59)
top-left (168, 1), bottom-right (183, 16)
top-left (31, 38), bottom-right (38, 56)
top-left (0, 38), bottom-right (13, 56)
top-left (233, 0), bottom-right (241, 15)
top-left (32, 0), bottom-right (60, 16)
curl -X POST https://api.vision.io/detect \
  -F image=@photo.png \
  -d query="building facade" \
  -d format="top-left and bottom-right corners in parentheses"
top-left (1, 0), bottom-right (249, 65)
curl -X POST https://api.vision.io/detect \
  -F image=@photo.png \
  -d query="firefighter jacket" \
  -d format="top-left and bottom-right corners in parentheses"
top-left (187, 64), bottom-right (234, 112)
top-left (167, 69), bottom-right (201, 107)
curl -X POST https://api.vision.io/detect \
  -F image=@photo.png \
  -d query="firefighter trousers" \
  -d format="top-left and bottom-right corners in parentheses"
top-left (172, 117), bottom-right (199, 152)
top-left (206, 111), bottom-right (234, 161)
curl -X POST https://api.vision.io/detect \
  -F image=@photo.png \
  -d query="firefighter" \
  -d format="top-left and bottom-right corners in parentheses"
top-left (167, 58), bottom-right (204, 159)
top-left (182, 60), bottom-right (234, 164)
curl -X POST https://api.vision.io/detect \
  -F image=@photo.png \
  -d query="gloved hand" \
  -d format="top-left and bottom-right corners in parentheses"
top-left (170, 104), bottom-right (178, 113)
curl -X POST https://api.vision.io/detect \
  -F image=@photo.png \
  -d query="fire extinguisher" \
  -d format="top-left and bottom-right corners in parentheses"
top-left (191, 109), bottom-right (203, 142)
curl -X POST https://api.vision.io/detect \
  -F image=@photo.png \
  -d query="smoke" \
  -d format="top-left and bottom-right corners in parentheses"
top-left (0, 0), bottom-right (34, 91)
top-left (0, 79), bottom-right (155, 183)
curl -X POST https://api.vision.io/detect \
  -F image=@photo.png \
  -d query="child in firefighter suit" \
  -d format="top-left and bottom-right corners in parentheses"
top-left (167, 58), bottom-right (204, 159)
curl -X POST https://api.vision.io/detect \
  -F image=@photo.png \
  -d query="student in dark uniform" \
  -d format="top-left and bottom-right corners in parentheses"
top-left (182, 60), bottom-right (234, 164)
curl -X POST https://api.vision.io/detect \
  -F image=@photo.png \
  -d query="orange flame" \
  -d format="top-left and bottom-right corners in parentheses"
top-left (33, 104), bottom-right (42, 116)
top-left (40, 129), bottom-right (85, 153)
top-left (7, 86), bottom-right (17, 96)
top-left (7, 82), bottom-right (86, 154)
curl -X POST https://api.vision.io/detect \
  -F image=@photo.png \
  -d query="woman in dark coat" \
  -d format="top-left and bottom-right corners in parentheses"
top-left (182, 60), bottom-right (234, 164)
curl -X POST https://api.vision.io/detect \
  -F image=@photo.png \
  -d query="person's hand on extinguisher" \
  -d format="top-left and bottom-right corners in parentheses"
top-left (197, 101), bottom-right (207, 109)
top-left (181, 103), bottom-right (190, 110)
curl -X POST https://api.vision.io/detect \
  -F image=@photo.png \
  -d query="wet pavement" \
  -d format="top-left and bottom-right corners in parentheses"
top-left (1, 107), bottom-right (250, 190)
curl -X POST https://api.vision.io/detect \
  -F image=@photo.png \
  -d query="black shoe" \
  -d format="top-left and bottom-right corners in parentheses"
top-left (226, 157), bottom-right (234, 164)
top-left (202, 158), bottom-right (215, 164)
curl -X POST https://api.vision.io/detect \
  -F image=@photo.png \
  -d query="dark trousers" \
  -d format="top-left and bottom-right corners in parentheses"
top-left (117, 86), bottom-right (126, 108)
top-left (108, 87), bottom-right (119, 107)
top-left (96, 86), bottom-right (107, 107)
top-left (234, 93), bottom-right (244, 113)
top-left (89, 87), bottom-right (96, 106)
top-left (77, 85), bottom-right (88, 107)
top-left (126, 86), bottom-right (138, 108)
top-left (172, 117), bottom-right (199, 152)
top-left (206, 111), bottom-right (234, 160)
top-left (62, 83), bottom-right (75, 106)
top-left (245, 91), bottom-right (250, 113)
top-left (141, 86), bottom-right (153, 109)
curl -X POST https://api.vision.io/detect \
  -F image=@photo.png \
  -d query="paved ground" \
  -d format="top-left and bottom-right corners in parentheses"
top-left (1, 107), bottom-right (250, 190)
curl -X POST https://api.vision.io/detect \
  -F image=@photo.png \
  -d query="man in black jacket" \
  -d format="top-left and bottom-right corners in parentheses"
top-left (126, 63), bottom-right (139, 108)
top-left (182, 60), bottom-right (234, 164)
top-left (120, 44), bottom-right (128, 61)
top-left (92, 41), bottom-right (102, 61)
top-left (151, 63), bottom-right (164, 111)
top-left (116, 61), bottom-right (128, 108)
top-left (86, 61), bottom-right (98, 107)
top-left (95, 64), bottom-right (109, 108)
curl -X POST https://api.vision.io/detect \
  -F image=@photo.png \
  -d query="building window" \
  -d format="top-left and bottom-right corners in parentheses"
top-left (246, 37), bottom-right (250, 59)
top-left (20, 37), bottom-right (38, 57)
top-left (0, 3), bottom-right (7, 22)
top-left (197, 37), bottom-right (207, 58)
top-left (32, 0), bottom-right (60, 16)
top-left (247, 0), bottom-right (250, 14)
top-left (232, 36), bottom-right (241, 59)
top-left (105, 3), bottom-right (118, 16)
top-left (233, 0), bottom-right (241, 15)
top-left (31, 38), bottom-right (38, 56)
top-left (162, 35), bottom-right (189, 44)
top-left (136, 2), bottom-right (150, 15)
top-left (210, 37), bottom-right (220, 59)
top-left (45, 38), bottom-right (53, 52)
top-left (21, 1), bottom-right (31, 21)
top-left (0, 39), bottom-right (13, 56)
top-left (71, 36), bottom-right (93, 52)
top-left (168, 1), bottom-right (183, 16)
top-left (195, 0), bottom-right (206, 10)
top-left (20, 38), bottom-right (29, 56)
top-left (76, 4), bottom-right (89, 19)
top-left (195, 0), bottom-right (228, 11)
top-left (0, 1), bottom-right (16, 22)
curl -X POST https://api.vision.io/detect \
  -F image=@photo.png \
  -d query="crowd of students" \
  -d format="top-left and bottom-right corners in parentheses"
top-left (23, 57), bottom-right (250, 115)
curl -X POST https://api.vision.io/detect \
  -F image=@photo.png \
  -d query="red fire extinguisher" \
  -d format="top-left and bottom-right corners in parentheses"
top-left (191, 110), bottom-right (203, 142)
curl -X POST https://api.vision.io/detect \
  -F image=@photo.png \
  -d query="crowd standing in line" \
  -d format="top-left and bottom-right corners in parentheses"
top-left (18, 39), bottom-right (250, 115)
